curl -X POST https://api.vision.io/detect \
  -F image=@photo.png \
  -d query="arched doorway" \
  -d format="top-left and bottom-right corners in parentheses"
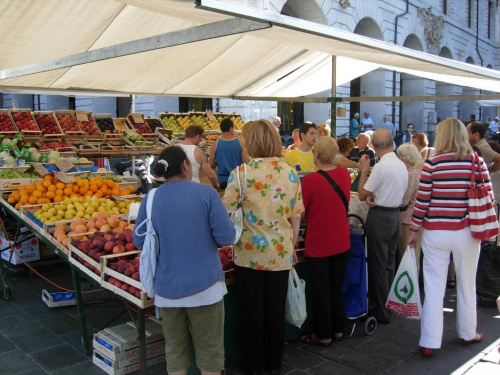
top-left (462, 56), bottom-right (479, 123)
top-left (436, 47), bottom-right (459, 122)
top-left (401, 34), bottom-right (436, 139)
top-left (351, 18), bottom-right (388, 130)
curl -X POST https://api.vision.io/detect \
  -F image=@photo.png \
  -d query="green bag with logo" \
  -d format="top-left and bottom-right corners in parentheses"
top-left (386, 246), bottom-right (422, 319)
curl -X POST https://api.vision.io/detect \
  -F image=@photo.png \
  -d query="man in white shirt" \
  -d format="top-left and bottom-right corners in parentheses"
top-left (489, 117), bottom-right (499, 134)
top-left (360, 112), bottom-right (374, 132)
top-left (272, 116), bottom-right (281, 132)
top-left (358, 129), bottom-right (408, 324)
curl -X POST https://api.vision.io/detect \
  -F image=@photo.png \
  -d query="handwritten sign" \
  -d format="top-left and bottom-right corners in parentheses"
top-left (75, 112), bottom-right (89, 122)
top-left (131, 114), bottom-right (144, 124)
top-left (55, 159), bottom-right (75, 173)
top-left (54, 172), bottom-right (76, 183)
top-left (206, 111), bottom-right (216, 122)
top-left (32, 163), bottom-right (49, 176)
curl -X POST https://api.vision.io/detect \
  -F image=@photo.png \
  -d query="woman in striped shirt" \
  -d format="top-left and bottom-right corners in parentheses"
top-left (408, 118), bottom-right (493, 357)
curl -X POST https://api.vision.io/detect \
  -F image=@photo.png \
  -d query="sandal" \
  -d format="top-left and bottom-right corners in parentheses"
top-left (300, 334), bottom-right (332, 347)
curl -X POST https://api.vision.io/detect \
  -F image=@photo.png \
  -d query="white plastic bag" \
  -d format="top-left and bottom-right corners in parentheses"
top-left (229, 164), bottom-right (246, 244)
top-left (285, 268), bottom-right (307, 328)
top-left (386, 246), bottom-right (422, 319)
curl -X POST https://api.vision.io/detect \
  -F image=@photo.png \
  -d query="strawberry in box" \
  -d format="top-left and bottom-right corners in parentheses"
top-left (12, 111), bottom-right (38, 131)
top-left (0, 113), bottom-right (16, 132)
top-left (34, 113), bottom-right (61, 135)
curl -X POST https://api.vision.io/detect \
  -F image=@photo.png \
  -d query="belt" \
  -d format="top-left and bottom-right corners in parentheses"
top-left (370, 205), bottom-right (401, 212)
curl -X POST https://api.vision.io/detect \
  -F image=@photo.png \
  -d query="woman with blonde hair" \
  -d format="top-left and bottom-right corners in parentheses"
top-left (411, 132), bottom-right (435, 161)
top-left (317, 123), bottom-right (331, 138)
top-left (222, 119), bottom-right (304, 375)
top-left (408, 118), bottom-right (492, 357)
top-left (300, 137), bottom-right (351, 346)
top-left (396, 143), bottom-right (422, 274)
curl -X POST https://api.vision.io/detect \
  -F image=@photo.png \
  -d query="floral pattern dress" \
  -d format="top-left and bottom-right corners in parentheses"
top-left (222, 157), bottom-right (304, 271)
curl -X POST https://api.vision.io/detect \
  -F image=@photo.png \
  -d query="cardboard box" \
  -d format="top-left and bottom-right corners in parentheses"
top-left (0, 230), bottom-right (40, 265)
top-left (93, 350), bottom-right (165, 375)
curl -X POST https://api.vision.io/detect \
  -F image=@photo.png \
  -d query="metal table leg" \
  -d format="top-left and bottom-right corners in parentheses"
top-left (71, 267), bottom-right (91, 356)
top-left (138, 307), bottom-right (148, 374)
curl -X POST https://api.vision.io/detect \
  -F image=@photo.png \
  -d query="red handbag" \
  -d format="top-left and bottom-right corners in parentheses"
top-left (468, 153), bottom-right (499, 241)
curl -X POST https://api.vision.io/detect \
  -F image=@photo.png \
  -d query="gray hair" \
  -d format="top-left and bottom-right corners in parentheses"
top-left (354, 112), bottom-right (360, 118)
top-left (358, 132), bottom-right (370, 143)
top-left (371, 129), bottom-right (393, 149)
top-left (397, 143), bottom-right (422, 165)
top-left (273, 116), bottom-right (281, 122)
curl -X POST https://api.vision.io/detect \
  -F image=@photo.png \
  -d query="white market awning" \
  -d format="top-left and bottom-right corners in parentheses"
top-left (0, 0), bottom-right (499, 99)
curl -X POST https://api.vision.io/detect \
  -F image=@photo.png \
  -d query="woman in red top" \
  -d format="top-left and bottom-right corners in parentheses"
top-left (300, 137), bottom-right (351, 346)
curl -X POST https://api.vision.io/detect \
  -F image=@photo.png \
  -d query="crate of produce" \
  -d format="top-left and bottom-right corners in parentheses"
top-left (122, 129), bottom-right (155, 148)
top-left (54, 110), bottom-right (84, 138)
top-left (112, 118), bottom-right (132, 133)
top-left (95, 113), bottom-right (123, 144)
top-left (101, 144), bottom-right (125, 156)
top-left (76, 144), bottom-right (100, 157)
top-left (126, 113), bottom-right (155, 140)
top-left (159, 112), bottom-right (183, 133)
top-left (175, 113), bottom-right (192, 131)
top-left (33, 111), bottom-right (64, 141)
top-left (0, 109), bottom-right (18, 136)
top-left (92, 319), bottom-right (164, 361)
top-left (40, 141), bottom-right (76, 153)
top-left (68, 237), bottom-right (103, 283)
top-left (101, 275), bottom-right (153, 309)
top-left (41, 289), bottom-right (76, 308)
top-left (155, 128), bottom-right (173, 146)
top-left (75, 111), bottom-right (102, 140)
top-left (11, 109), bottom-right (42, 138)
top-left (144, 118), bottom-right (164, 134)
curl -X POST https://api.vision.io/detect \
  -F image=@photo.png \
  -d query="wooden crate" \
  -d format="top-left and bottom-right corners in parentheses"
top-left (75, 111), bottom-right (102, 141)
top-left (144, 118), bottom-right (164, 134)
top-left (54, 110), bottom-right (85, 140)
top-left (0, 178), bottom-right (38, 191)
top-left (33, 111), bottom-right (64, 141)
top-left (11, 109), bottom-right (42, 138)
top-left (92, 318), bottom-right (164, 361)
top-left (0, 109), bottom-right (18, 136)
top-left (112, 118), bottom-right (131, 133)
top-left (126, 113), bottom-right (154, 139)
top-left (68, 239), bottom-right (102, 283)
top-left (100, 250), bottom-right (142, 289)
top-left (42, 289), bottom-right (76, 308)
top-left (158, 112), bottom-right (183, 133)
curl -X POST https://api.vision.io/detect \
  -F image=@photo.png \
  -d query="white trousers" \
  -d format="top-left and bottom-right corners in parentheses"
top-left (419, 227), bottom-right (481, 349)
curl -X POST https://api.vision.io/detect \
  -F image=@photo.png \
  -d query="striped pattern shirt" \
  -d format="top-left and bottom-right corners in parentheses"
top-left (411, 152), bottom-right (493, 231)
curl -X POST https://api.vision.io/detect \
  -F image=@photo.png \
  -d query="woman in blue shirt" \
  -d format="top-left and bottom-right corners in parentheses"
top-left (133, 145), bottom-right (235, 375)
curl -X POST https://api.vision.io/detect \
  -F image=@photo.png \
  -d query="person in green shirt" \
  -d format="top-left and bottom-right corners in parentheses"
top-left (350, 112), bottom-right (362, 137)
top-left (283, 123), bottom-right (318, 172)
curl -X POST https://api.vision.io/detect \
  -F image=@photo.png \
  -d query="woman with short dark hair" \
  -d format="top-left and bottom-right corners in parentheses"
top-left (133, 145), bottom-right (235, 375)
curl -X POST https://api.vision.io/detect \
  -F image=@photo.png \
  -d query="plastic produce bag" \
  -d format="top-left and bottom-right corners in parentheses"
top-left (285, 268), bottom-right (307, 328)
top-left (386, 247), bottom-right (422, 319)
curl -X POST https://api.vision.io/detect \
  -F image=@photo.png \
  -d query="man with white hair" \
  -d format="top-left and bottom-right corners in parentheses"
top-left (272, 116), bottom-right (281, 132)
top-left (350, 113), bottom-right (362, 137)
top-left (358, 129), bottom-right (408, 324)
top-left (489, 116), bottom-right (499, 134)
top-left (360, 111), bottom-right (374, 132)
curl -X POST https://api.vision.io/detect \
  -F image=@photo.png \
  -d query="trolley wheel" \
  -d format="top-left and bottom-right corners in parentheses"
top-left (364, 316), bottom-right (377, 335)
top-left (0, 286), bottom-right (11, 301)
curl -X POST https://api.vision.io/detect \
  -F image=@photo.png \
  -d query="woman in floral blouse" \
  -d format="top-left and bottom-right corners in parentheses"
top-left (223, 119), bottom-right (304, 375)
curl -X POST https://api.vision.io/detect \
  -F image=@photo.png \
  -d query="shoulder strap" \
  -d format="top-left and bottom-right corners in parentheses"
top-left (317, 170), bottom-right (348, 215)
top-left (147, 188), bottom-right (157, 219)
top-left (236, 164), bottom-right (247, 208)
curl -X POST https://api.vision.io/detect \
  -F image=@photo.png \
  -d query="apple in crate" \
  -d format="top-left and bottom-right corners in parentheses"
top-left (0, 113), bottom-right (16, 131)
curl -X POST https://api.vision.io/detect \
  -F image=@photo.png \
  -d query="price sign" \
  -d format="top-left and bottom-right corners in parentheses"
top-left (75, 112), bottom-right (89, 122)
top-left (55, 159), bottom-right (75, 173)
top-left (54, 172), bottom-right (76, 183)
top-left (131, 114), bottom-right (144, 123)
top-left (206, 111), bottom-right (216, 122)
top-left (32, 163), bottom-right (49, 176)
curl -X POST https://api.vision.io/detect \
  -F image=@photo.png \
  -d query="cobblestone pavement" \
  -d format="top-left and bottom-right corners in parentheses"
top-left (0, 262), bottom-right (498, 375)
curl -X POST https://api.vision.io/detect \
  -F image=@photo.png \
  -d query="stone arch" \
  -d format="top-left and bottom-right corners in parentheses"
top-left (466, 56), bottom-right (476, 64)
top-left (439, 47), bottom-right (453, 59)
top-left (280, 0), bottom-right (327, 25)
top-left (350, 17), bottom-right (387, 128)
top-left (401, 34), bottom-right (435, 136)
top-left (436, 47), bottom-right (457, 123)
top-left (353, 17), bottom-right (384, 40)
top-left (403, 34), bottom-right (424, 51)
